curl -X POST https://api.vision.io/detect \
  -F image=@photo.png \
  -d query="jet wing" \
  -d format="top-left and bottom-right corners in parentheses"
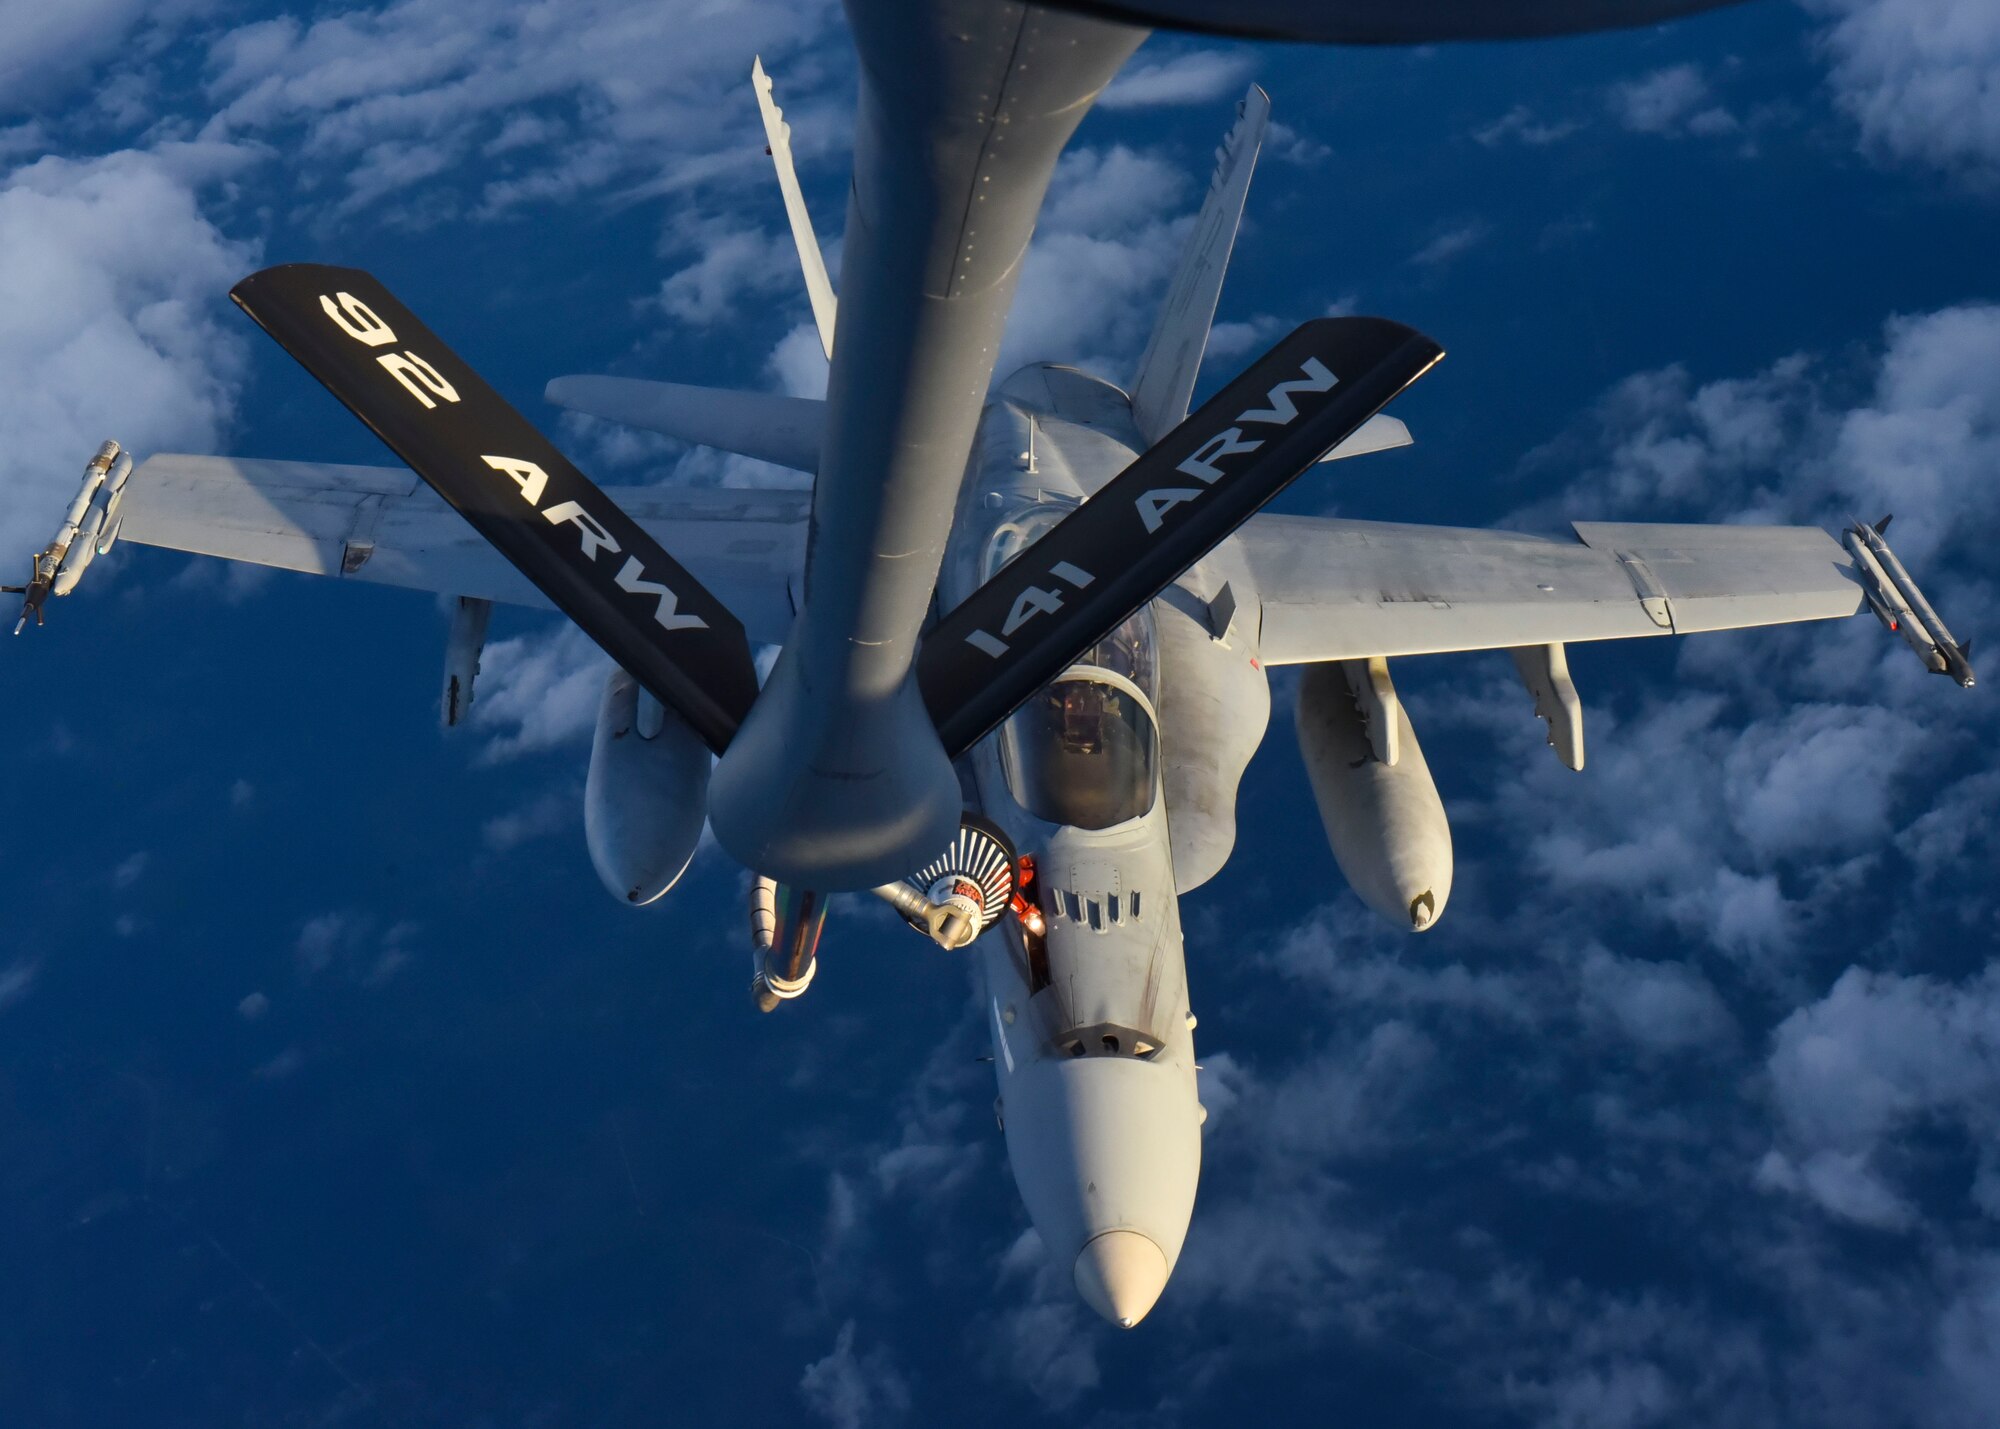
top-left (115, 453), bottom-right (807, 646)
top-left (1238, 516), bottom-right (1863, 664)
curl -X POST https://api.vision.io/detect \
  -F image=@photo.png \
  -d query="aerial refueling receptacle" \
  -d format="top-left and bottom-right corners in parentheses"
top-left (749, 815), bottom-right (1021, 1012)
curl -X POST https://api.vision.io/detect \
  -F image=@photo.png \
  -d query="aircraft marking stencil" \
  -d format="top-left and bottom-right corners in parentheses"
top-left (920, 318), bottom-right (1442, 755)
top-left (231, 264), bottom-right (759, 754)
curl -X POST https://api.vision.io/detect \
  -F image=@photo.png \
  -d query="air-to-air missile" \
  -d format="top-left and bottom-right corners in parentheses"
top-left (5, 440), bottom-right (133, 634)
top-left (1843, 517), bottom-right (1976, 689)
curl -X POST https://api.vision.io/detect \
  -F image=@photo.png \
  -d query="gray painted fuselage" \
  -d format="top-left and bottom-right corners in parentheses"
top-left (942, 363), bottom-right (1272, 1325)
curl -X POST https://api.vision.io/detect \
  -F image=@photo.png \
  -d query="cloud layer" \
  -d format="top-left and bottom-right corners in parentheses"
top-left (0, 146), bottom-right (253, 563)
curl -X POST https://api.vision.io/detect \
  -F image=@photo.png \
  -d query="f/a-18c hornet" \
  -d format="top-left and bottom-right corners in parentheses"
top-left (9, 0), bottom-right (1973, 1327)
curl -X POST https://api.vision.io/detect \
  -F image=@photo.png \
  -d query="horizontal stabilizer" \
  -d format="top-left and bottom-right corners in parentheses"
top-left (546, 375), bottom-right (824, 474)
top-left (921, 315), bottom-right (1443, 756)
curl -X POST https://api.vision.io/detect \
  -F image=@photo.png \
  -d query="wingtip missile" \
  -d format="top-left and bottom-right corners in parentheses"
top-left (10, 441), bottom-right (130, 635)
top-left (1844, 518), bottom-right (1975, 688)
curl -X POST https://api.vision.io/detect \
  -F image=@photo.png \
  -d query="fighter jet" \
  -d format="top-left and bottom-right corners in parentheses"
top-left (10, 6), bottom-right (1974, 1327)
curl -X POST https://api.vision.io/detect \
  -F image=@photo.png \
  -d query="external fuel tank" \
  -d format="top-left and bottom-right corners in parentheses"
top-left (584, 668), bottom-right (710, 906)
top-left (1295, 660), bottom-right (1453, 931)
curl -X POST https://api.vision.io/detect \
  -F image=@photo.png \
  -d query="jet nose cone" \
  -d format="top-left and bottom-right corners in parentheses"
top-left (1074, 1229), bottom-right (1169, 1328)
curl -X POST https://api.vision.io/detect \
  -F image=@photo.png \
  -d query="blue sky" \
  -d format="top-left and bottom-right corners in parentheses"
top-left (1, 1), bottom-right (1998, 1425)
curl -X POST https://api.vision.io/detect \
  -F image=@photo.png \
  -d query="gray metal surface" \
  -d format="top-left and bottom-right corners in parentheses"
top-left (1242, 515), bottom-right (1862, 664)
top-left (543, 377), bottom-right (825, 474)
top-left (117, 453), bottom-right (808, 646)
top-left (707, 0), bottom-right (1147, 887)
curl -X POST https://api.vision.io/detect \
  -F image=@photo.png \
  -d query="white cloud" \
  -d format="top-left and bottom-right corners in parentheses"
top-left (293, 910), bottom-right (419, 988)
top-left (1609, 63), bottom-right (1737, 138)
top-left (1828, 303), bottom-right (2000, 565)
top-left (1202, 316), bottom-right (1287, 364)
top-left (1578, 947), bottom-right (1736, 1053)
top-left (1518, 304), bottom-right (2000, 572)
top-left (1267, 902), bottom-right (1541, 1026)
top-left (1936, 1256), bottom-right (2000, 1423)
top-left (0, 0), bottom-right (155, 116)
top-left (1409, 219), bottom-right (1489, 268)
top-left (1755, 1145), bottom-right (1915, 1228)
top-left (197, 0), bottom-right (846, 219)
top-left (996, 144), bottom-right (1203, 381)
top-left (0, 959), bottom-right (35, 1011)
top-left (1264, 120), bottom-right (1330, 165)
top-left (798, 1322), bottom-right (911, 1429)
top-left (1039, 144), bottom-right (1187, 237)
top-left (768, 321), bottom-right (829, 399)
top-left (1470, 312), bottom-right (1998, 967)
top-left (1807, 0), bottom-right (2000, 181)
top-left (1762, 965), bottom-right (2000, 1228)
top-left (1097, 49), bottom-right (1254, 112)
top-left (1895, 769), bottom-right (2000, 880)
top-left (1721, 703), bottom-right (1929, 860)
top-left (294, 912), bottom-right (347, 978)
top-left (0, 147), bottom-right (255, 566)
top-left (1475, 105), bottom-right (1584, 147)
top-left (656, 221), bottom-right (794, 326)
top-left (468, 621), bottom-right (610, 761)
top-left (481, 785), bottom-right (578, 852)
top-left (974, 1299), bottom-right (1102, 1409)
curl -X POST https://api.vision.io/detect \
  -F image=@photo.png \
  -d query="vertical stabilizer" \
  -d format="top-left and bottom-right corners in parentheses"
top-left (752, 56), bottom-right (838, 359)
top-left (1129, 84), bottom-right (1270, 445)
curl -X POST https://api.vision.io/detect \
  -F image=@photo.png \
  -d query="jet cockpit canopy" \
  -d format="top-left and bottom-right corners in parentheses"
top-left (981, 497), bottom-right (1162, 833)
